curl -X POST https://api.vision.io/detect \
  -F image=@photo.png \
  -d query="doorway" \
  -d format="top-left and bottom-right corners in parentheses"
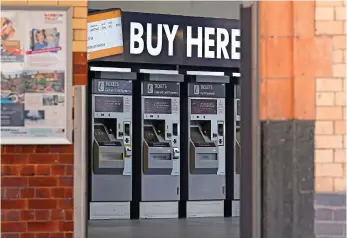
top-left (73, 2), bottom-right (259, 238)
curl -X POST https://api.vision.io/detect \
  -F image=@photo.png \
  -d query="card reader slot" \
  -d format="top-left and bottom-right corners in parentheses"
top-left (218, 123), bottom-right (224, 136)
top-left (124, 123), bottom-right (130, 136)
top-left (173, 123), bottom-right (178, 136)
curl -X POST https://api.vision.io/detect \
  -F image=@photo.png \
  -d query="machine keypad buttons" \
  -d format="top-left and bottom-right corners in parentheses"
top-left (173, 139), bottom-right (177, 144)
top-left (125, 138), bottom-right (129, 143)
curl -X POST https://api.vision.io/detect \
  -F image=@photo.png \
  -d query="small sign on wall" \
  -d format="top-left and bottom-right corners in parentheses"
top-left (87, 10), bottom-right (124, 60)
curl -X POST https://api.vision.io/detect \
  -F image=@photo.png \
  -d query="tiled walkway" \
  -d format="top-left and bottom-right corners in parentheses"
top-left (88, 217), bottom-right (240, 238)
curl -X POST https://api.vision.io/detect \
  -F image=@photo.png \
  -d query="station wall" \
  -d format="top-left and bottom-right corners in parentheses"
top-left (314, 1), bottom-right (346, 237)
top-left (259, 1), bottom-right (346, 237)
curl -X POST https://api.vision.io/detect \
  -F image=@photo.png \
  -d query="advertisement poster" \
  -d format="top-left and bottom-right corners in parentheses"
top-left (1, 11), bottom-right (24, 63)
top-left (1, 9), bottom-right (70, 144)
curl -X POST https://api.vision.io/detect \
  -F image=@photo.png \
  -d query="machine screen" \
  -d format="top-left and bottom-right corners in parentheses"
top-left (191, 99), bottom-right (217, 114)
top-left (94, 125), bottom-right (110, 142)
top-left (95, 96), bottom-right (124, 112)
top-left (144, 98), bottom-right (171, 114)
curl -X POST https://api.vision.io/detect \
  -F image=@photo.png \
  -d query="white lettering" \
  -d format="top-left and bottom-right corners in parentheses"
top-left (163, 24), bottom-right (178, 56)
top-left (231, 29), bottom-right (240, 60)
top-left (200, 85), bottom-right (213, 90)
top-left (216, 28), bottom-right (230, 59)
top-left (147, 23), bottom-right (163, 56)
top-left (105, 81), bottom-right (119, 87)
top-left (204, 27), bottom-right (215, 59)
top-left (130, 22), bottom-right (144, 55)
top-left (186, 26), bottom-right (203, 58)
top-left (154, 84), bottom-right (167, 89)
top-left (130, 22), bottom-right (241, 61)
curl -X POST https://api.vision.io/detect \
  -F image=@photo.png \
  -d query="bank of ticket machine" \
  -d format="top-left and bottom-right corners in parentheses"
top-left (137, 73), bottom-right (183, 218)
top-left (183, 75), bottom-right (229, 217)
top-left (90, 71), bottom-right (137, 220)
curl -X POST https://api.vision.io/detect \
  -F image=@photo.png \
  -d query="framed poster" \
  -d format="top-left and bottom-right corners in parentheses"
top-left (1, 6), bottom-right (73, 145)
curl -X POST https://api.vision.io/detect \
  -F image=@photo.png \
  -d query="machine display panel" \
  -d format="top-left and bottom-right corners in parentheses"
top-left (144, 98), bottom-right (172, 114)
top-left (191, 99), bottom-right (217, 115)
top-left (94, 125), bottom-right (110, 142)
top-left (95, 96), bottom-right (124, 112)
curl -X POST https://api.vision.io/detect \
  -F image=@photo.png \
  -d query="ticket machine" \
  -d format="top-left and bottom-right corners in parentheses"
top-left (136, 72), bottom-right (183, 218)
top-left (90, 70), bottom-right (136, 220)
top-left (183, 74), bottom-right (229, 217)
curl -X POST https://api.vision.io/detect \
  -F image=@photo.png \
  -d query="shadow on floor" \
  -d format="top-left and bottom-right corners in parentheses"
top-left (88, 217), bottom-right (240, 238)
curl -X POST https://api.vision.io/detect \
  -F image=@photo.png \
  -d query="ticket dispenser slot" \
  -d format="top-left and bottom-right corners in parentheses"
top-left (93, 123), bottom-right (124, 174)
top-left (143, 123), bottom-right (173, 174)
top-left (189, 123), bottom-right (218, 174)
top-left (89, 70), bottom-right (136, 220)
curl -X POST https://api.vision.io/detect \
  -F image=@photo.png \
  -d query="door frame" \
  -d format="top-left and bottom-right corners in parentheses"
top-left (240, 3), bottom-right (262, 238)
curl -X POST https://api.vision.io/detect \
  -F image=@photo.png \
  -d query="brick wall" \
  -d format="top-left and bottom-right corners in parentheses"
top-left (1, 0), bottom-right (88, 237)
top-left (314, 0), bottom-right (346, 237)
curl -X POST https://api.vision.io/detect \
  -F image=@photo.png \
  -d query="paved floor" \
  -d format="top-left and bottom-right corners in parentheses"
top-left (88, 217), bottom-right (240, 238)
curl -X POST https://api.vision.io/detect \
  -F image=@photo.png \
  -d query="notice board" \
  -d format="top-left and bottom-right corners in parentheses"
top-left (0, 6), bottom-right (73, 145)
top-left (87, 9), bottom-right (124, 60)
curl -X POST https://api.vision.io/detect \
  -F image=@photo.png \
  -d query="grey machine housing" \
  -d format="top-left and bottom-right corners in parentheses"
top-left (141, 73), bottom-right (184, 201)
top-left (187, 75), bottom-right (230, 201)
top-left (90, 71), bottom-right (137, 219)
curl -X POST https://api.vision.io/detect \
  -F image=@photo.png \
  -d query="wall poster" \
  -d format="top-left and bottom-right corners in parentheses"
top-left (1, 7), bottom-right (72, 145)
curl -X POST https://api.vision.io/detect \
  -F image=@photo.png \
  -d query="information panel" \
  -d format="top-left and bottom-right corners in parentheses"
top-left (1, 7), bottom-right (72, 144)
top-left (95, 96), bottom-right (124, 113)
top-left (191, 99), bottom-right (217, 115)
top-left (144, 98), bottom-right (171, 114)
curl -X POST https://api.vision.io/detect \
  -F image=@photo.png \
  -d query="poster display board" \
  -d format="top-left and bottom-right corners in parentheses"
top-left (1, 6), bottom-right (72, 145)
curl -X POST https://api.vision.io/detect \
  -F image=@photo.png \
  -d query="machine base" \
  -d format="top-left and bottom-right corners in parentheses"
top-left (186, 200), bottom-right (224, 218)
top-left (231, 200), bottom-right (240, 217)
top-left (140, 201), bottom-right (178, 219)
top-left (89, 202), bottom-right (130, 220)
